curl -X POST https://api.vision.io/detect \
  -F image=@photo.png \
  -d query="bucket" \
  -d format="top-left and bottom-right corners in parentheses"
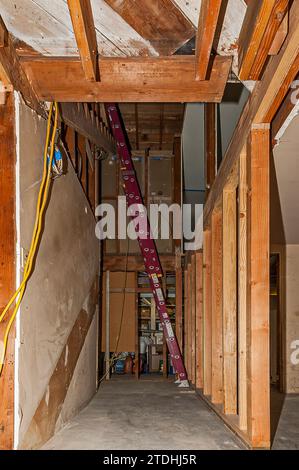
top-left (115, 359), bottom-right (125, 374)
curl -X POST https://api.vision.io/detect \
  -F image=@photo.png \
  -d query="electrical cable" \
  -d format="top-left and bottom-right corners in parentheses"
top-left (0, 102), bottom-right (59, 375)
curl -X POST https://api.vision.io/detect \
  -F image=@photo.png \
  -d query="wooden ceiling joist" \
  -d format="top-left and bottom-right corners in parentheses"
top-left (195, 0), bottom-right (222, 81)
top-left (238, 0), bottom-right (289, 81)
top-left (20, 55), bottom-right (231, 103)
top-left (67, 0), bottom-right (99, 81)
top-left (0, 16), bottom-right (44, 116)
top-left (60, 103), bottom-right (115, 154)
top-left (204, 0), bottom-right (299, 226)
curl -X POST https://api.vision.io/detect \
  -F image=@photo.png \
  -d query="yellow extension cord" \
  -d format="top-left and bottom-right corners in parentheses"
top-left (0, 102), bottom-right (58, 375)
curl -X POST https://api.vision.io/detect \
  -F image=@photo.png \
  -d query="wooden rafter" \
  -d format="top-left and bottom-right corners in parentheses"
top-left (20, 55), bottom-right (232, 103)
top-left (195, 0), bottom-right (222, 81)
top-left (238, 0), bottom-right (289, 81)
top-left (0, 16), bottom-right (44, 116)
top-left (67, 0), bottom-right (99, 81)
top-left (204, 0), bottom-right (299, 226)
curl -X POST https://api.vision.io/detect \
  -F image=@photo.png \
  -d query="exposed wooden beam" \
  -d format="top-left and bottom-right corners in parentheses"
top-left (238, 146), bottom-right (248, 432)
top-left (103, 255), bottom-right (175, 272)
top-left (204, 103), bottom-right (217, 198)
top-left (195, 251), bottom-right (203, 390)
top-left (191, 254), bottom-right (196, 384)
top-left (211, 208), bottom-right (223, 405)
top-left (203, 229), bottom-right (212, 396)
top-left (20, 55), bottom-right (232, 103)
top-left (0, 16), bottom-right (44, 116)
top-left (67, 0), bottom-right (99, 81)
top-left (60, 102), bottom-right (115, 154)
top-left (238, 0), bottom-right (289, 81)
top-left (0, 93), bottom-right (15, 450)
top-left (246, 125), bottom-right (270, 448)
top-left (269, 9), bottom-right (289, 55)
top-left (195, 0), bottom-right (222, 81)
top-left (222, 188), bottom-right (237, 415)
top-left (204, 0), bottom-right (299, 227)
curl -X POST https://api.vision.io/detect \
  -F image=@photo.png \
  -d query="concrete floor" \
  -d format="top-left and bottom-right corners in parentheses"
top-left (42, 377), bottom-right (299, 450)
top-left (42, 377), bottom-right (244, 450)
top-left (272, 393), bottom-right (299, 449)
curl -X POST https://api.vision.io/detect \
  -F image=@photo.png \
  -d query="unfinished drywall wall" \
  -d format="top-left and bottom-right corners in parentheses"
top-left (15, 97), bottom-right (99, 448)
top-left (285, 245), bottom-right (299, 393)
top-left (271, 114), bottom-right (299, 393)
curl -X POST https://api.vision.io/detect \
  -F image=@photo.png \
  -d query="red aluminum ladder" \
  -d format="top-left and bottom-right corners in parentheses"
top-left (105, 103), bottom-right (188, 387)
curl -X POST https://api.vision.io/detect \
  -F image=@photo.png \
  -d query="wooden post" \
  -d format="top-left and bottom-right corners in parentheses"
top-left (222, 188), bottom-right (237, 414)
top-left (187, 263), bottom-right (192, 379)
top-left (175, 249), bottom-right (183, 351)
top-left (184, 268), bottom-right (188, 371)
top-left (162, 277), bottom-right (168, 378)
top-left (191, 254), bottom-right (196, 384)
top-left (135, 272), bottom-right (139, 379)
top-left (238, 147), bottom-right (247, 430)
top-left (105, 271), bottom-right (110, 380)
top-left (203, 230), bottom-right (212, 396)
top-left (211, 208), bottom-right (223, 404)
top-left (0, 93), bottom-right (16, 450)
top-left (195, 251), bottom-right (203, 389)
top-left (246, 125), bottom-right (270, 448)
top-left (204, 103), bottom-right (217, 198)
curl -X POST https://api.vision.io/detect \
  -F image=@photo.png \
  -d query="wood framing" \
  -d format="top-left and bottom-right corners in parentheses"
top-left (60, 103), bottom-right (115, 153)
top-left (195, 251), bottom-right (203, 390)
top-left (186, 264), bottom-right (192, 378)
top-left (103, 255), bottom-right (175, 272)
top-left (191, 254), bottom-right (196, 384)
top-left (195, 0), bottom-right (222, 80)
top-left (204, 103), bottom-right (217, 197)
top-left (67, 0), bottom-right (99, 81)
top-left (203, 230), bottom-right (212, 396)
top-left (222, 188), bottom-right (237, 415)
top-left (204, 0), bottom-right (299, 227)
top-left (0, 16), bottom-right (44, 116)
top-left (238, 147), bottom-right (248, 431)
top-left (20, 55), bottom-right (232, 103)
top-left (246, 125), bottom-right (270, 448)
top-left (0, 93), bottom-right (15, 450)
top-left (175, 249), bottom-right (183, 351)
top-left (238, 0), bottom-right (289, 80)
top-left (211, 209), bottom-right (223, 404)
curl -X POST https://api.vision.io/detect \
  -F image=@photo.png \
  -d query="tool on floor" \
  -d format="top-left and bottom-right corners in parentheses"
top-left (105, 103), bottom-right (189, 387)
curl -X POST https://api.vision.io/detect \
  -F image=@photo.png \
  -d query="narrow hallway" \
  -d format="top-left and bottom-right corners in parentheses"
top-left (42, 379), bottom-right (244, 450)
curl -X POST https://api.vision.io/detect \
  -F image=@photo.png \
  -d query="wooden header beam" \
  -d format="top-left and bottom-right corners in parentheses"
top-left (204, 0), bottom-right (299, 227)
top-left (103, 255), bottom-right (175, 272)
top-left (20, 55), bottom-right (232, 103)
top-left (195, 0), bottom-right (222, 81)
top-left (238, 0), bottom-right (289, 80)
top-left (67, 0), bottom-right (99, 81)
